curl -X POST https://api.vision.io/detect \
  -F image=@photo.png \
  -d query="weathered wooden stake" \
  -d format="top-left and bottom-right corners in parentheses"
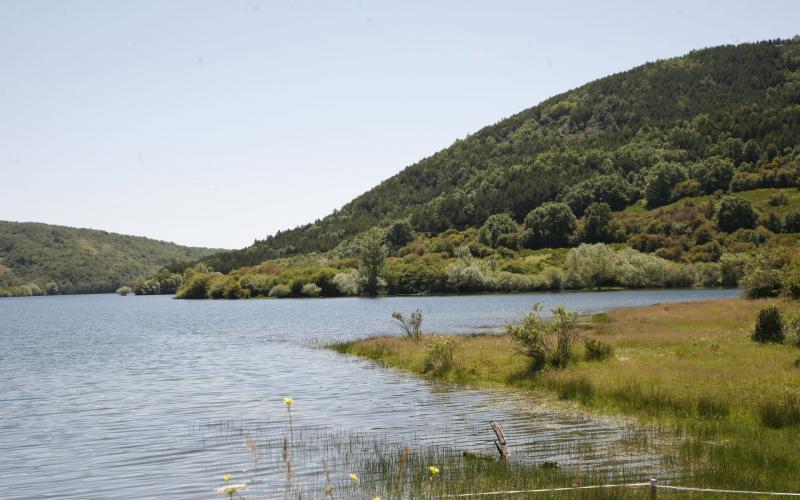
top-left (490, 421), bottom-right (510, 459)
top-left (650, 478), bottom-right (658, 499)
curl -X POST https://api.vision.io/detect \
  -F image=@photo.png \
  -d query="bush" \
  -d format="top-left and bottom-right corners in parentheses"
top-left (301, 283), bottom-right (321, 297)
top-left (423, 335), bottom-right (458, 374)
top-left (508, 303), bottom-right (579, 370)
top-left (565, 243), bottom-right (617, 289)
top-left (392, 309), bottom-right (423, 340)
top-left (615, 248), bottom-right (668, 288)
top-left (719, 253), bottom-right (750, 286)
top-left (752, 304), bottom-right (785, 343)
top-left (584, 339), bottom-right (613, 361)
top-left (780, 261), bottom-right (800, 299)
top-left (176, 272), bottom-right (219, 299)
top-left (223, 279), bottom-right (247, 299)
top-left (332, 270), bottom-right (362, 296)
top-left (716, 196), bottom-right (756, 232)
top-left (116, 286), bottom-right (132, 296)
top-left (268, 284), bottom-right (292, 298)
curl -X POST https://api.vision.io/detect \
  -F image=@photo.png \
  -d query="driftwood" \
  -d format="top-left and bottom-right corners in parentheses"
top-left (490, 421), bottom-right (510, 459)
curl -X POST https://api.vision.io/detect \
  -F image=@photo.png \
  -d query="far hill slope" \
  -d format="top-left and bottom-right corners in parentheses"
top-left (0, 221), bottom-right (222, 295)
top-left (199, 37), bottom-right (800, 273)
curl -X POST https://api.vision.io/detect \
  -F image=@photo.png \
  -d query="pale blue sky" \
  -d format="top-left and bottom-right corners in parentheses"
top-left (1, 1), bottom-right (798, 249)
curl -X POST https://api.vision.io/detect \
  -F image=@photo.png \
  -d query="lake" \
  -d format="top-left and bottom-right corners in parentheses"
top-left (0, 289), bottom-right (738, 498)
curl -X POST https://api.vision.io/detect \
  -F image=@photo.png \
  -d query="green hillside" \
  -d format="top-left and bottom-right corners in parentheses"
top-left (198, 37), bottom-right (800, 274)
top-left (0, 221), bottom-right (221, 296)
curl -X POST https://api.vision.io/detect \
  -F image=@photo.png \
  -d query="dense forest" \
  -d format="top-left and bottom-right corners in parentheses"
top-left (153, 38), bottom-right (800, 300)
top-left (0, 221), bottom-right (220, 296)
top-left (191, 38), bottom-right (800, 274)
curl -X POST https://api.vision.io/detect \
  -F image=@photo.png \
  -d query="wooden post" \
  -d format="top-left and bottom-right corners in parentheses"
top-left (490, 421), bottom-right (510, 459)
top-left (650, 478), bottom-right (657, 500)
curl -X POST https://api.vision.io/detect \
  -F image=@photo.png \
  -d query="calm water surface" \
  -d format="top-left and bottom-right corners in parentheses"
top-left (0, 289), bottom-right (738, 498)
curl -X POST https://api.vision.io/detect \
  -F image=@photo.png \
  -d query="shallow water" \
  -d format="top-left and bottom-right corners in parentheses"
top-left (0, 289), bottom-right (737, 498)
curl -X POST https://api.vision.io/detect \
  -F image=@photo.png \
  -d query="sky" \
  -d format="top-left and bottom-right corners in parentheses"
top-left (1, 1), bottom-right (799, 249)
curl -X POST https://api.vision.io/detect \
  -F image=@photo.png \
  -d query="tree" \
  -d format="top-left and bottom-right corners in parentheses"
top-left (385, 220), bottom-right (415, 248)
top-left (560, 174), bottom-right (630, 216)
top-left (358, 228), bottom-right (387, 295)
top-left (716, 196), bottom-right (756, 232)
top-left (582, 202), bottom-right (613, 243)
top-left (690, 157), bottom-right (735, 193)
top-left (522, 202), bottom-right (577, 248)
top-left (477, 213), bottom-right (519, 248)
top-left (645, 161), bottom-right (686, 207)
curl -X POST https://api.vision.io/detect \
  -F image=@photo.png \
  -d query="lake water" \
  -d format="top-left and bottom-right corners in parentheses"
top-left (0, 289), bottom-right (738, 498)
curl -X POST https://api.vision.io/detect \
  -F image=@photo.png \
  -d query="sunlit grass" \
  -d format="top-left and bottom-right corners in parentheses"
top-left (332, 297), bottom-right (800, 492)
top-left (202, 419), bottom-right (663, 499)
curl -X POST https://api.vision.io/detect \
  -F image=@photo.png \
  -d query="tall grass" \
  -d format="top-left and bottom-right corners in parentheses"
top-left (330, 297), bottom-right (800, 493)
top-left (199, 419), bottom-right (667, 499)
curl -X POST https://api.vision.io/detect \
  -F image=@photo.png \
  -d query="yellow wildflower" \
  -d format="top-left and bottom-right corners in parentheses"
top-left (283, 397), bottom-right (293, 407)
top-left (429, 465), bottom-right (440, 476)
top-left (222, 474), bottom-right (230, 482)
top-left (350, 473), bottom-right (359, 482)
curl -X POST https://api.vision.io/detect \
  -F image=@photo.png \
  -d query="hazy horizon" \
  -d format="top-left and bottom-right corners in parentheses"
top-left (2, 0), bottom-right (799, 249)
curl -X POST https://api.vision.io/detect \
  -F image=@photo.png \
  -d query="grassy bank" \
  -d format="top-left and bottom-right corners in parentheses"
top-left (331, 297), bottom-right (800, 493)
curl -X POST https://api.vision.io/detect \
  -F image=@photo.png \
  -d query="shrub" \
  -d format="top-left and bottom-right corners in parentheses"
top-left (614, 248), bottom-right (668, 288)
top-left (332, 270), bottom-right (362, 296)
top-left (584, 339), bottom-right (613, 361)
top-left (716, 196), bottom-right (756, 232)
top-left (507, 303), bottom-right (550, 371)
top-left (116, 286), bottom-right (132, 296)
top-left (391, 309), bottom-right (423, 341)
top-left (508, 303), bottom-right (579, 370)
top-left (759, 394), bottom-right (800, 428)
top-left (565, 243), bottom-right (617, 289)
top-left (784, 314), bottom-right (800, 348)
top-left (784, 210), bottom-right (800, 232)
top-left (268, 284), bottom-right (291, 298)
top-left (423, 335), bottom-right (458, 374)
top-left (550, 306), bottom-right (580, 367)
top-left (719, 253), bottom-right (750, 286)
top-left (780, 261), bottom-right (800, 299)
top-left (176, 272), bottom-right (219, 299)
top-left (301, 283), bottom-right (321, 297)
top-left (752, 304), bottom-right (785, 343)
top-left (223, 279), bottom-right (247, 299)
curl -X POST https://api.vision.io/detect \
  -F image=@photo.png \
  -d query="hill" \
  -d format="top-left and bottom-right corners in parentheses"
top-left (196, 37), bottom-right (800, 274)
top-left (0, 221), bottom-right (221, 296)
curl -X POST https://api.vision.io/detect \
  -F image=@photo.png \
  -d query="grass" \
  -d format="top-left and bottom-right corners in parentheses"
top-left (331, 297), bottom-right (800, 494)
top-left (201, 419), bottom-right (662, 499)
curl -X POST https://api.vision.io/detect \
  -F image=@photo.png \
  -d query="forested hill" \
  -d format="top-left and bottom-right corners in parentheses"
top-left (200, 38), bottom-right (800, 273)
top-left (0, 221), bottom-right (221, 295)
